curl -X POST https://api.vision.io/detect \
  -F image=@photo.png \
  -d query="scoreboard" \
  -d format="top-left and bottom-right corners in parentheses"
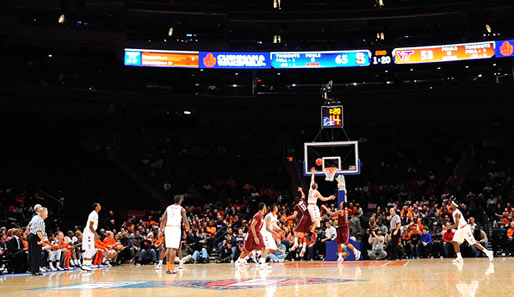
top-left (124, 49), bottom-right (199, 68)
top-left (270, 50), bottom-right (371, 68)
top-left (124, 39), bottom-right (513, 69)
top-left (321, 105), bottom-right (343, 128)
top-left (392, 41), bottom-right (496, 64)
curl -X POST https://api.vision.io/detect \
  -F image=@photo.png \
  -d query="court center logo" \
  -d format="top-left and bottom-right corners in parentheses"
top-left (31, 277), bottom-right (363, 291)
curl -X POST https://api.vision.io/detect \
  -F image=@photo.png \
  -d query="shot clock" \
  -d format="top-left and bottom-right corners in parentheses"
top-left (321, 105), bottom-right (343, 128)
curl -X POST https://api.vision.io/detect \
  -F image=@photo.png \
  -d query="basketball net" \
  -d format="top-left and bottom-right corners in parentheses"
top-left (323, 167), bottom-right (338, 181)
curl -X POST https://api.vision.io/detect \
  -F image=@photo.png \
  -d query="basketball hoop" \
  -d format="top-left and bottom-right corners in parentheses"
top-left (323, 167), bottom-right (338, 181)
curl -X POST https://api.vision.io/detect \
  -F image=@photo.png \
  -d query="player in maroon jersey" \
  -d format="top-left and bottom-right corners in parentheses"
top-left (285, 187), bottom-right (312, 258)
top-left (236, 202), bottom-right (269, 269)
top-left (322, 201), bottom-right (361, 263)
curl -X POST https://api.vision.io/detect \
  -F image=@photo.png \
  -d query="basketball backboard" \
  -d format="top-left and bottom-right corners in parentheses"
top-left (303, 141), bottom-right (360, 177)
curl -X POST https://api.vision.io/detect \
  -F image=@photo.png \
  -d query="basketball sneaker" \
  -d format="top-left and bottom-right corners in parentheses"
top-left (258, 263), bottom-right (272, 270)
top-left (179, 260), bottom-right (184, 270)
top-left (337, 256), bottom-right (344, 264)
top-left (485, 250), bottom-right (494, 262)
top-left (155, 263), bottom-right (162, 271)
top-left (290, 243), bottom-right (299, 251)
top-left (452, 257), bottom-right (463, 264)
top-left (354, 250), bottom-right (361, 261)
top-left (81, 265), bottom-right (93, 272)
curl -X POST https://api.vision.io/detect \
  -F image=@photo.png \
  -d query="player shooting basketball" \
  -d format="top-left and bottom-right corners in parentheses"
top-left (308, 168), bottom-right (336, 234)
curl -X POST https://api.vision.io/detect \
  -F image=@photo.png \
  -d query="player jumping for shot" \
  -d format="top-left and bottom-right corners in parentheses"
top-left (307, 168), bottom-right (335, 235)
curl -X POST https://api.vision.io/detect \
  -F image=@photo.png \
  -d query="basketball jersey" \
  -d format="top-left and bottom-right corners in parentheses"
top-left (308, 189), bottom-right (320, 204)
top-left (294, 200), bottom-right (309, 218)
top-left (85, 211), bottom-right (98, 232)
top-left (253, 211), bottom-right (264, 232)
top-left (452, 209), bottom-right (467, 228)
top-left (166, 204), bottom-right (183, 227)
top-left (262, 213), bottom-right (277, 232)
top-left (338, 208), bottom-right (349, 227)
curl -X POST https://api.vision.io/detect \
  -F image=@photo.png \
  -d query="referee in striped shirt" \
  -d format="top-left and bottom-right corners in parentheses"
top-left (28, 207), bottom-right (48, 276)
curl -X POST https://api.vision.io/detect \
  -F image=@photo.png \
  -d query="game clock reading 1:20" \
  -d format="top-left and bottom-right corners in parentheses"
top-left (321, 106), bottom-right (343, 128)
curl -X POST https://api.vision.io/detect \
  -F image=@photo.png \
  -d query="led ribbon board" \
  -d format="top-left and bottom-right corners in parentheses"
top-left (199, 52), bottom-right (270, 69)
top-left (495, 40), bottom-right (514, 58)
top-left (124, 49), bottom-right (199, 68)
top-left (270, 50), bottom-right (371, 68)
top-left (393, 41), bottom-right (496, 64)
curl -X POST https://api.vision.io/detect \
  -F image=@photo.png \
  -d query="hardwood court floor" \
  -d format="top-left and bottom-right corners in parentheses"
top-left (1, 258), bottom-right (512, 297)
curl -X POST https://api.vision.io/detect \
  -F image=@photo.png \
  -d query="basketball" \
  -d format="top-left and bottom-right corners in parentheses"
top-left (315, 158), bottom-right (323, 166)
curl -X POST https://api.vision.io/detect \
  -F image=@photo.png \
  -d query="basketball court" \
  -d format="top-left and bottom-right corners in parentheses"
top-left (1, 258), bottom-right (511, 297)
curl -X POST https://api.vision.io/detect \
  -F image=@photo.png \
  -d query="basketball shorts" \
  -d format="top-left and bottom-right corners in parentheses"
top-left (82, 230), bottom-right (95, 251)
top-left (261, 230), bottom-right (277, 251)
top-left (308, 204), bottom-right (321, 222)
top-left (453, 225), bottom-right (476, 245)
top-left (165, 226), bottom-right (181, 249)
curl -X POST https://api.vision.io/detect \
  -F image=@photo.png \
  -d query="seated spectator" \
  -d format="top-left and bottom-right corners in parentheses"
top-left (137, 235), bottom-right (157, 264)
top-left (217, 240), bottom-right (232, 263)
top-left (268, 238), bottom-right (287, 263)
top-left (6, 228), bottom-right (27, 273)
top-left (442, 223), bottom-right (455, 258)
top-left (409, 224), bottom-right (421, 259)
top-left (420, 227), bottom-right (433, 258)
top-left (506, 222), bottom-right (514, 255)
top-left (192, 246), bottom-right (209, 263)
top-left (368, 229), bottom-right (387, 260)
top-left (230, 229), bottom-right (245, 261)
top-left (471, 224), bottom-right (488, 257)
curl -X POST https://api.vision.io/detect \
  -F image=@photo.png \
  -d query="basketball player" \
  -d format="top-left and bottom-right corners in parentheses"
top-left (236, 202), bottom-right (269, 270)
top-left (308, 168), bottom-right (335, 234)
top-left (285, 187), bottom-right (311, 257)
top-left (156, 222), bottom-right (185, 271)
top-left (160, 195), bottom-right (190, 274)
top-left (262, 205), bottom-right (283, 254)
top-left (81, 202), bottom-right (101, 271)
top-left (322, 203), bottom-right (361, 263)
top-left (443, 200), bottom-right (493, 263)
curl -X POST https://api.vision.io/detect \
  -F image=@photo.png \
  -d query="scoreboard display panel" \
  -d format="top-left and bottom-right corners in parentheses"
top-left (393, 41), bottom-right (495, 64)
top-left (124, 49), bottom-right (199, 68)
top-left (321, 105), bottom-right (343, 128)
top-left (198, 52), bottom-right (270, 69)
top-left (495, 40), bottom-right (514, 58)
top-left (271, 50), bottom-right (371, 68)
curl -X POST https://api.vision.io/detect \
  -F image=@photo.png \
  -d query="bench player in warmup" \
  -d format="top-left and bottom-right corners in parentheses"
top-left (285, 187), bottom-right (312, 258)
top-left (160, 195), bottom-right (190, 274)
top-left (443, 200), bottom-right (493, 264)
top-left (236, 202), bottom-right (270, 270)
top-left (308, 168), bottom-right (336, 235)
top-left (321, 175), bottom-right (361, 263)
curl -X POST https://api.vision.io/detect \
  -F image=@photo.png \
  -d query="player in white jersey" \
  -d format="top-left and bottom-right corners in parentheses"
top-left (261, 205), bottom-right (283, 256)
top-left (81, 202), bottom-right (101, 271)
top-left (159, 195), bottom-right (190, 274)
top-left (443, 200), bottom-right (493, 263)
top-left (308, 168), bottom-right (335, 233)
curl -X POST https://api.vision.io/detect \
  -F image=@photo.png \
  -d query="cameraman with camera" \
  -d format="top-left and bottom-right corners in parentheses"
top-left (368, 229), bottom-right (387, 260)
